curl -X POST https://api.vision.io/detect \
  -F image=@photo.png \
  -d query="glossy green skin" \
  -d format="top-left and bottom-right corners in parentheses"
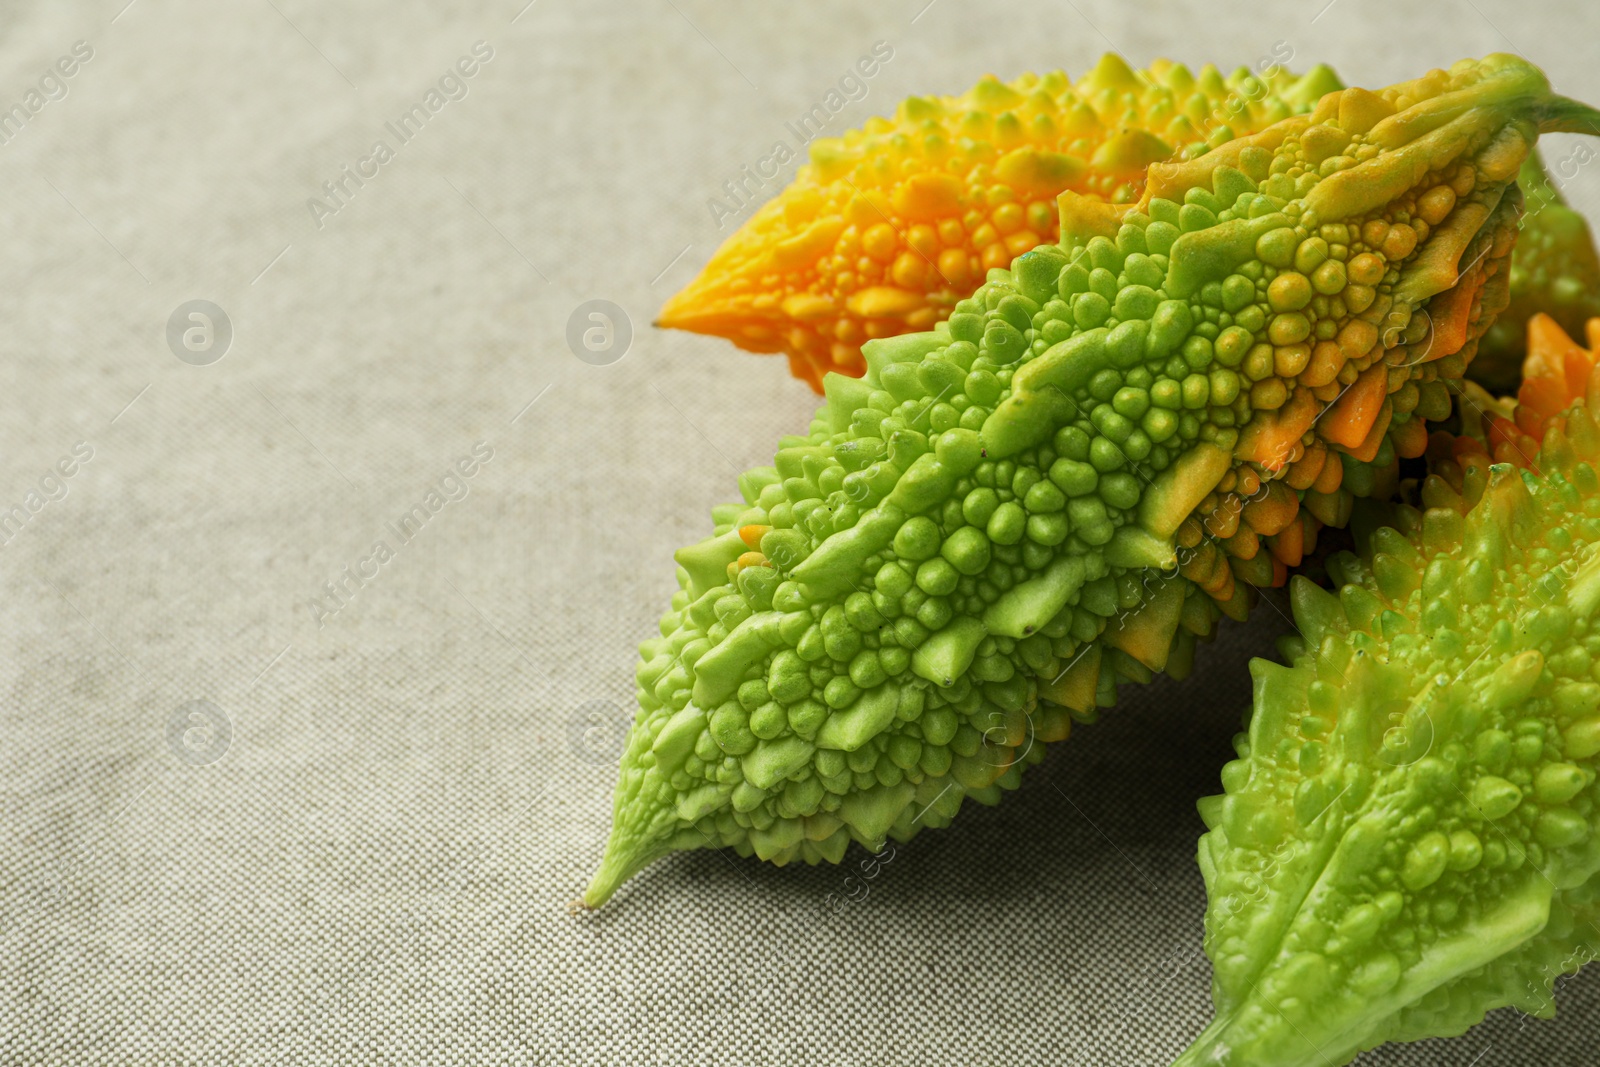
top-left (1177, 433), bottom-right (1600, 1067)
top-left (1473, 149), bottom-right (1600, 393)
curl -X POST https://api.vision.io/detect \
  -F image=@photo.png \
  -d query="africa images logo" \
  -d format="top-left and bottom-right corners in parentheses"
top-left (706, 41), bottom-right (894, 229)
top-left (306, 41), bottom-right (495, 229)
top-left (0, 40), bottom-right (94, 147)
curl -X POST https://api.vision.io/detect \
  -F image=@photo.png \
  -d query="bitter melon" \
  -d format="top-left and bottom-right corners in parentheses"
top-left (1175, 314), bottom-right (1600, 1066)
top-left (660, 56), bottom-right (1341, 389)
top-left (588, 56), bottom-right (1599, 908)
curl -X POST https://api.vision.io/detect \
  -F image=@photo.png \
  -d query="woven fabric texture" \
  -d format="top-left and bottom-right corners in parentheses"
top-left (3, 1), bottom-right (1599, 1063)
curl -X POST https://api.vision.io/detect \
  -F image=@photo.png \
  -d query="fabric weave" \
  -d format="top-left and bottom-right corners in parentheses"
top-left (2, 1), bottom-right (1597, 1062)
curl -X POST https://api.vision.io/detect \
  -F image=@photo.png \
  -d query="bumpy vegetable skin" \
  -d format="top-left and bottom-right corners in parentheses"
top-left (589, 55), bottom-right (1595, 909)
top-left (1471, 150), bottom-right (1600, 393)
top-left (589, 285), bottom-right (1249, 908)
top-left (1447, 311), bottom-right (1600, 473)
top-left (660, 56), bottom-right (1341, 389)
top-left (1174, 318), bottom-right (1600, 1067)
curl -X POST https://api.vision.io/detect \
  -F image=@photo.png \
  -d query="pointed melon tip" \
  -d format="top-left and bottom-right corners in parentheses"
top-left (656, 291), bottom-right (787, 353)
top-left (653, 300), bottom-right (718, 334)
top-left (1168, 1014), bottom-right (1240, 1067)
top-left (656, 282), bottom-right (733, 331)
top-left (582, 834), bottom-right (672, 909)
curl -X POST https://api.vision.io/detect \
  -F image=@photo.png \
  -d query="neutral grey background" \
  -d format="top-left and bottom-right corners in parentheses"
top-left (3, 1), bottom-right (1599, 1063)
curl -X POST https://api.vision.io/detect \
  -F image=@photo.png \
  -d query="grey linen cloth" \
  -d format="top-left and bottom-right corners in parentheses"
top-left (2, 0), bottom-right (1598, 1063)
